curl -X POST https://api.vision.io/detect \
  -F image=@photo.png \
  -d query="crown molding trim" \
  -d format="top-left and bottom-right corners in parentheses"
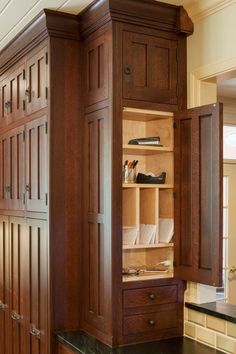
top-left (186, 0), bottom-right (236, 23)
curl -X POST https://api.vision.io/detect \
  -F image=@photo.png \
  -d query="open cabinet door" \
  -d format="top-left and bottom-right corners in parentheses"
top-left (174, 103), bottom-right (223, 286)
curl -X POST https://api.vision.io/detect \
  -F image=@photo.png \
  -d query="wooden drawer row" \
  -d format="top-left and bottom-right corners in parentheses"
top-left (122, 284), bottom-right (180, 338)
top-left (0, 46), bottom-right (48, 128)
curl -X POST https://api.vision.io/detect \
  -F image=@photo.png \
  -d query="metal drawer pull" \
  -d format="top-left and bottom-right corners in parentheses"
top-left (4, 100), bottom-right (11, 108)
top-left (11, 312), bottom-right (22, 321)
top-left (25, 88), bottom-right (30, 96)
top-left (25, 184), bottom-right (30, 192)
top-left (148, 293), bottom-right (156, 300)
top-left (0, 302), bottom-right (7, 310)
top-left (148, 319), bottom-right (156, 327)
top-left (124, 65), bottom-right (132, 75)
top-left (30, 327), bottom-right (41, 339)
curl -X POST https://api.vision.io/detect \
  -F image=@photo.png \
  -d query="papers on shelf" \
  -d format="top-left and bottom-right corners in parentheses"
top-left (123, 227), bottom-right (139, 245)
top-left (159, 218), bottom-right (174, 243)
top-left (140, 224), bottom-right (157, 244)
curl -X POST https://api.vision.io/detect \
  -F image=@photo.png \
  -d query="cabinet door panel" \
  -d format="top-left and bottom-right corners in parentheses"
top-left (26, 47), bottom-right (48, 114)
top-left (83, 108), bottom-right (112, 334)
top-left (123, 31), bottom-right (178, 105)
top-left (0, 133), bottom-right (9, 209)
top-left (9, 217), bottom-right (27, 354)
top-left (8, 126), bottom-right (25, 210)
top-left (174, 103), bottom-right (223, 286)
top-left (24, 218), bottom-right (48, 354)
top-left (0, 216), bottom-right (10, 354)
top-left (0, 78), bottom-right (9, 128)
top-left (25, 116), bottom-right (48, 212)
top-left (8, 65), bottom-right (26, 123)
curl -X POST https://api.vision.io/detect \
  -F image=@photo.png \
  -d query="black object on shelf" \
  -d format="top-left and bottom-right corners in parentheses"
top-left (136, 172), bottom-right (166, 184)
top-left (128, 136), bottom-right (162, 146)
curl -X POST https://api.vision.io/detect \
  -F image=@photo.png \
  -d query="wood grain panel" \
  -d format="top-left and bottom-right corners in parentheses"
top-left (8, 125), bottom-right (25, 211)
top-left (25, 115), bottom-right (48, 212)
top-left (24, 218), bottom-right (48, 354)
top-left (85, 33), bottom-right (108, 106)
top-left (123, 30), bottom-right (178, 105)
top-left (9, 217), bottom-right (27, 354)
top-left (83, 108), bottom-right (112, 335)
top-left (0, 133), bottom-right (9, 210)
top-left (0, 215), bottom-right (10, 354)
top-left (26, 47), bottom-right (48, 115)
top-left (174, 104), bottom-right (223, 286)
top-left (57, 341), bottom-right (75, 354)
top-left (0, 77), bottom-right (9, 127)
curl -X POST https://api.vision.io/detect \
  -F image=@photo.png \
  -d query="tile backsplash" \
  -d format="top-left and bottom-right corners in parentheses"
top-left (185, 308), bottom-right (236, 354)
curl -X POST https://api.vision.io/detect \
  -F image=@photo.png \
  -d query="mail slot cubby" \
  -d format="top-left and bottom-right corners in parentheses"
top-left (140, 188), bottom-right (159, 226)
top-left (123, 188), bottom-right (139, 227)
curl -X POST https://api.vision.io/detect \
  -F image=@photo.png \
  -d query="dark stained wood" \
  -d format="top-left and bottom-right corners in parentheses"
top-left (26, 46), bottom-right (48, 115)
top-left (0, 216), bottom-right (10, 354)
top-left (174, 103), bottom-right (223, 286)
top-left (82, 107), bottom-right (112, 341)
top-left (25, 115), bottom-right (48, 212)
top-left (57, 342), bottom-right (75, 354)
top-left (176, 6), bottom-right (194, 35)
top-left (123, 285), bottom-right (177, 309)
top-left (0, 133), bottom-right (9, 210)
top-left (123, 29), bottom-right (178, 106)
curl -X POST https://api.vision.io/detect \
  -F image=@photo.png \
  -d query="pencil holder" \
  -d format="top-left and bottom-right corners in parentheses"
top-left (124, 166), bottom-right (136, 183)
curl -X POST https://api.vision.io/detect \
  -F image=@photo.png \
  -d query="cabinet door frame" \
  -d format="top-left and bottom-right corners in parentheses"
top-left (174, 103), bottom-right (223, 287)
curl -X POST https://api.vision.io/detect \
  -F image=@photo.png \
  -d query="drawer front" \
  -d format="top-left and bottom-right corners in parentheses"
top-left (123, 308), bottom-right (178, 336)
top-left (123, 285), bottom-right (177, 309)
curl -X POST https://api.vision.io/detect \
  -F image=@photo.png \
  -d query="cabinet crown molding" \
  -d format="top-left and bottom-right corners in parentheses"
top-left (79, 0), bottom-right (193, 38)
top-left (0, 9), bottom-right (79, 75)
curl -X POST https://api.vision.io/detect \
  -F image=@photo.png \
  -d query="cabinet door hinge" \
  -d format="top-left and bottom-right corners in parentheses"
top-left (173, 261), bottom-right (177, 268)
top-left (45, 193), bottom-right (48, 206)
top-left (45, 121), bottom-right (48, 134)
top-left (176, 83), bottom-right (179, 98)
top-left (23, 100), bottom-right (26, 111)
top-left (45, 87), bottom-right (48, 100)
top-left (23, 69), bottom-right (26, 80)
top-left (173, 191), bottom-right (176, 199)
top-left (23, 193), bottom-right (26, 204)
top-left (45, 52), bottom-right (48, 65)
top-left (173, 122), bottom-right (177, 129)
top-left (23, 130), bottom-right (25, 142)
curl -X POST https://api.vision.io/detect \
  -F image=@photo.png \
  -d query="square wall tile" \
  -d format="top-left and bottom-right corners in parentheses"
top-left (196, 327), bottom-right (216, 347)
top-left (188, 309), bottom-right (206, 326)
top-left (206, 316), bottom-right (226, 334)
top-left (228, 323), bottom-right (236, 339)
top-left (185, 321), bottom-right (196, 338)
top-left (217, 334), bottom-right (236, 354)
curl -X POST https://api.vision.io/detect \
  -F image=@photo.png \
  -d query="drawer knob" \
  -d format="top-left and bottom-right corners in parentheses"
top-left (0, 302), bottom-right (7, 310)
top-left (148, 319), bottom-right (156, 327)
top-left (149, 293), bottom-right (156, 300)
top-left (30, 327), bottom-right (41, 339)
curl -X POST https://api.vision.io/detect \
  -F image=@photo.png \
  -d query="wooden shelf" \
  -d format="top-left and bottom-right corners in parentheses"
top-left (123, 243), bottom-right (173, 250)
top-left (123, 272), bottom-right (173, 282)
top-left (123, 183), bottom-right (173, 189)
top-left (123, 144), bottom-right (173, 155)
top-left (123, 107), bottom-right (173, 121)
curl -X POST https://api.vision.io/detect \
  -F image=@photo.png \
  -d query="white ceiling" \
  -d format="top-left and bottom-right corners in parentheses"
top-left (0, 0), bottom-right (193, 51)
top-left (218, 78), bottom-right (236, 99)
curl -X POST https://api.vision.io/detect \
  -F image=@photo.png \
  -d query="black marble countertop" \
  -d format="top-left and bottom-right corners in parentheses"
top-left (57, 331), bottom-right (224, 354)
top-left (186, 302), bottom-right (236, 324)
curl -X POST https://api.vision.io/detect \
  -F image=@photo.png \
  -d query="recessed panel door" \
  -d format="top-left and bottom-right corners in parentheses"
top-left (0, 216), bottom-right (10, 354)
top-left (24, 218), bottom-right (49, 354)
top-left (0, 133), bottom-right (9, 210)
top-left (25, 116), bottom-right (48, 212)
top-left (26, 47), bottom-right (48, 115)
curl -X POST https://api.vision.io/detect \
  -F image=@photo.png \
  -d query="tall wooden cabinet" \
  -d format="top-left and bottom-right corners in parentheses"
top-left (0, 0), bottom-right (223, 352)
top-left (0, 10), bottom-right (82, 354)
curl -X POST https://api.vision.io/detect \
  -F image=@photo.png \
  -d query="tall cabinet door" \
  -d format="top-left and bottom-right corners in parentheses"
top-left (24, 218), bottom-right (49, 354)
top-left (8, 125), bottom-right (25, 210)
top-left (26, 47), bottom-right (48, 115)
top-left (9, 217), bottom-right (27, 354)
top-left (0, 133), bottom-right (9, 209)
top-left (25, 116), bottom-right (48, 212)
top-left (174, 103), bottom-right (223, 287)
top-left (0, 216), bottom-right (10, 354)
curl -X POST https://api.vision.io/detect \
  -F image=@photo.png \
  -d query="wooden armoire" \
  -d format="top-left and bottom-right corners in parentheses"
top-left (0, 0), bottom-right (223, 353)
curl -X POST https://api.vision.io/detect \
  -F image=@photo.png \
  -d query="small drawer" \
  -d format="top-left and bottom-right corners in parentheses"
top-left (123, 285), bottom-right (177, 309)
top-left (123, 308), bottom-right (178, 336)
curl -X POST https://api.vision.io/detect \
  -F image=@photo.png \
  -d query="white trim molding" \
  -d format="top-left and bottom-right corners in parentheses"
top-left (186, 0), bottom-right (236, 23)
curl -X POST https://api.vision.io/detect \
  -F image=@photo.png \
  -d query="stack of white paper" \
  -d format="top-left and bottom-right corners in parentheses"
top-left (123, 227), bottom-right (139, 245)
top-left (140, 224), bottom-right (158, 244)
top-left (159, 218), bottom-right (174, 243)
